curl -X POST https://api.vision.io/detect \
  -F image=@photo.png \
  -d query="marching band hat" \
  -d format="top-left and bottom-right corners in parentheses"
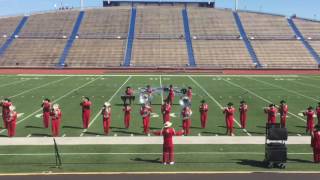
top-left (308, 106), bottom-right (313, 110)
top-left (164, 121), bottom-right (172, 128)
top-left (53, 104), bottom-right (59, 110)
top-left (188, 86), bottom-right (192, 89)
top-left (318, 102), bottom-right (320, 105)
top-left (240, 100), bottom-right (246, 104)
top-left (201, 99), bottom-right (206, 103)
top-left (269, 104), bottom-right (275, 107)
top-left (104, 102), bottom-right (111, 107)
top-left (280, 100), bottom-right (286, 104)
top-left (9, 105), bottom-right (15, 111)
top-left (4, 98), bottom-right (11, 102)
top-left (84, 96), bottom-right (90, 101)
top-left (227, 102), bottom-right (233, 106)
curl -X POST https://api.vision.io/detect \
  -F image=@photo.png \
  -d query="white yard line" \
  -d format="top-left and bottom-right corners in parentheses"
top-left (222, 78), bottom-right (306, 123)
top-left (159, 75), bottom-right (164, 103)
top-left (80, 76), bottom-right (132, 136)
top-left (289, 79), bottom-right (320, 90)
top-left (0, 79), bottom-right (29, 88)
top-left (188, 76), bottom-right (251, 136)
top-left (9, 77), bottom-right (71, 99)
top-left (0, 76), bottom-right (102, 134)
top-left (0, 152), bottom-right (313, 156)
top-left (248, 77), bottom-right (319, 102)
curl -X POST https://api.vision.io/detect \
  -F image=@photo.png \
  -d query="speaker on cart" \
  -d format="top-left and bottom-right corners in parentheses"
top-left (265, 143), bottom-right (287, 162)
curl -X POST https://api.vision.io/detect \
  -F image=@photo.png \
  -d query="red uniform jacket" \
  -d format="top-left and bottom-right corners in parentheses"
top-left (7, 111), bottom-right (17, 122)
top-left (42, 102), bottom-right (51, 113)
top-left (140, 106), bottom-right (152, 119)
top-left (305, 110), bottom-right (314, 122)
top-left (265, 107), bottom-right (277, 123)
top-left (199, 103), bottom-right (209, 114)
top-left (50, 109), bottom-right (62, 121)
top-left (279, 104), bottom-right (288, 117)
top-left (312, 131), bottom-right (320, 149)
top-left (169, 88), bottom-right (175, 97)
top-left (153, 127), bottom-right (183, 147)
top-left (186, 89), bottom-right (192, 100)
top-left (81, 101), bottom-right (91, 112)
top-left (224, 107), bottom-right (235, 121)
top-left (162, 103), bottom-right (171, 115)
top-left (182, 107), bottom-right (192, 121)
top-left (239, 104), bottom-right (248, 114)
top-left (102, 107), bottom-right (111, 119)
top-left (1, 101), bottom-right (12, 118)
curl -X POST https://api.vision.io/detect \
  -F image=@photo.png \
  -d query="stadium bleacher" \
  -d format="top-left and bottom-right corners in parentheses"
top-left (0, 6), bottom-right (319, 69)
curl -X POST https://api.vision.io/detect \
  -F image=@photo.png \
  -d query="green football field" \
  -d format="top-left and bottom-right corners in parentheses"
top-left (0, 74), bottom-right (319, 137)
top-left (0, 74), bottom-right (320, 173)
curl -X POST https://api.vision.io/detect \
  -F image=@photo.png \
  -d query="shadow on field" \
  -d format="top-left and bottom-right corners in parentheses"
top-left (150, 127), bottom-right (161, 130)
top-left (236, 159), bottom-right (267, 168)
top-left (25, 125), bottom-right (44, 129)
top-left (112, 130), bottom-right (145, 136)
top-left (287, 158), bottom-right (313, 163)
top-left (0, 134), bottom-right (7, 137)
top-left (256, 126), bottom-right (266, 129)
top-left (247, 131), bottom-right (265, 135)
top-left (201, 131), bottom-right (226, 136)
top-left (62, 126), bottom-right (83, 130)
top-left (110, 126), bottom-right (127, 130)
top-left (295, 125), bottom-right (306, 128)
top-left (131, 157), bottom-right (161, 164)
top-left (190, 126), bottom-right (202, 129)
top-left (83, 131), bottom-right (105, 136)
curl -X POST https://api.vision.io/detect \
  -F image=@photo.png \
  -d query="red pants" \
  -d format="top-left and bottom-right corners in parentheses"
top-left (163, 145), bottom-right (174, 163)
top-left (82, 110), bottom-right (91, 129)
top-left (163, 113), bottom-right (170, 123)
top-left (226, 118), bottom-right (234, 135)
top-left (43, 112), bottom-right (50, 128)
top-left (307, 120), bottom-right (314, 133)
top-left (317, 115), bottom-right (320, 126)
top-left (280, 115), bottom-right (287, 128)
top-left (143, 118), bottom-right (150, 134)
top-left (182, 119), bottom-right (191, 135)
top-left (103, 118), bottom-right (111, 135)
top-left (7, 120), bottom-right (16, 137)
top-left (2, 113), bottom-right (7, 128)
top-left (200, 113), bottom-right (207, 128)
top-left (168, 96), bottom-right (174, 105)
top-left (51, 119), bottom-right (60, 137)
top-left (124, 114), bottom-right (130, 128)
top-left (313, 148), bottom-right (320, 163)
top-left (240, 113), bottom-right (246, 129)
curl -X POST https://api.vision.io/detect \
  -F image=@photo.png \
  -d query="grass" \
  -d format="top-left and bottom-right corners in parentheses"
top-left (0, 74), bottom-right (319, 173)
top-left (0, 74), bottom-right (319, 137)
top-left (0, 144), bottom-right (317, 173)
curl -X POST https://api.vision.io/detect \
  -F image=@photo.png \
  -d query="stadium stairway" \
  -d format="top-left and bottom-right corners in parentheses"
top-left (58, 11), bottom-right (85, 67)
top-left (182, 9), bottom-right (196, 67)
top-left (123, 8), bottom-right (136, 67)
top-left (287, 18), bottom-right (320, 65)
top-left (0, 16), bottom-right (28, 57)
top-left (233, 11), bottom-right (261, 68)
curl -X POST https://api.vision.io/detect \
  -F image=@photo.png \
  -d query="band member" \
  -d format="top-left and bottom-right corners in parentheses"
top-left (223, 102), bottom-right (235, 136)
top-left (264, 104), bottom-right (277, 124)
top-left (239, 100), bottom-right (248, 129)
top-left (80, 97), bottom-right (92, 129)
top-left (1, 98), bottom-right (12, 129)
top-left (152, 122), bottom-right (184, 165)
top-left (161, 99), bottom-right (171, 123)
top-left (6, 105), bottom-right (17, 137)
top-left (199, 100), bottom-right (209, 128)
top-left (181, 106), bottom-right (192, 135)
top-left (278, 100), bottom-right (288, 128)
top-left (140, 104), bottom-right (152, 134)
top-left (125, 86), bottom-right (134, 105)
top-left (41, 98), bottom-right (51, 128)
top-left (123, 104), bottom-right (131, 129)
top-left (145, 85), bottom-right (153, 105)
top-left (316, 102), bottom-right (320, 126)
top-left (303, 106), bottom-right (315, 134)
top-left (167, 85), bottom-right (175, 105)
top-left (311, 125), bottom-right (320, 163)
top-left (50, 104), bottom-right (62, 137)
top-left (101, 102), bottom-right (111, 135)
top-left (186, 87), bottom-right (192, 102)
